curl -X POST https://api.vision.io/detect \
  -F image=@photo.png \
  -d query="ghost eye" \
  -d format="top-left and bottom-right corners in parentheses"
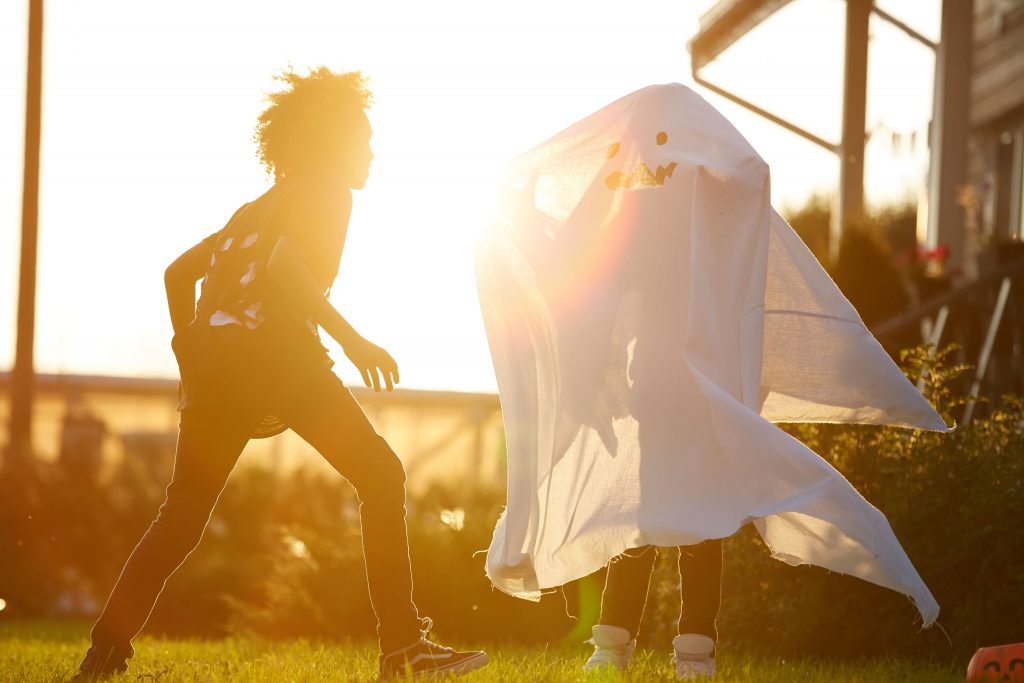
top-left (656, 131), bottom-right (668, 145)
top-left (606, 142), bottom-right (620, 159)
top-left (1011, 659), bottom-right (1024, 669)
top-left (983, 662), bottom-right (1002, 672)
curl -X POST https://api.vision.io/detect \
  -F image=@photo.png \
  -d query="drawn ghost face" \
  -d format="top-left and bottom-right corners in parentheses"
top-left (604, 131), bottom-right (678, 190)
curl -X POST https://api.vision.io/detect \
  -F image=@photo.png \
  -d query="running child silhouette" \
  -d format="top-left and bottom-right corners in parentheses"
top-left (73, 67), bottom-right (488, 680)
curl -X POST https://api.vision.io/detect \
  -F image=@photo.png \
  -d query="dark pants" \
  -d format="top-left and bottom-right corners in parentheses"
top-left (90, 328), bottom-right (421, 658)
top-left (598, 540), bottom-right (722, 644)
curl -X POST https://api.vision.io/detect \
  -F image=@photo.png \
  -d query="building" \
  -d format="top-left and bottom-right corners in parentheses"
top-left (690, 0), bottom-right (1024, 415)
top-left (972, 0), bottom-right (1024, 247)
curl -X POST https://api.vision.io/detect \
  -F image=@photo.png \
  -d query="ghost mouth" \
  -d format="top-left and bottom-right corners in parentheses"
top-left (605, 161), bottom-right (678, 190)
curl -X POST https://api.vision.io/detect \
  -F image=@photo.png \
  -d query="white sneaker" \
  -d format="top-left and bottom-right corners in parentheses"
top-left (582, 625), bottom-right (635, 671)
top-left (672, 634), bottom-right (716, 680)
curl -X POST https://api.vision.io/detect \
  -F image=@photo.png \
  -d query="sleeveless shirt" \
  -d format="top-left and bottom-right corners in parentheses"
top-left (177, 179), bottom-right (348, 437)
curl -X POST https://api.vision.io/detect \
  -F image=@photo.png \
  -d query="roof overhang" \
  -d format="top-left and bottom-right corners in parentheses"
top-left (688, 0), bottom-right (794, 70)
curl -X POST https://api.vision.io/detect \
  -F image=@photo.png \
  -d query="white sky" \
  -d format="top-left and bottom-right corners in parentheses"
top-left (0, 0), bottom-right (938, 392)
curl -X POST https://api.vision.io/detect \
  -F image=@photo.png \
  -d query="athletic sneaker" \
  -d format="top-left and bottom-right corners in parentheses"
top-left (671, 633), bottom-right (716, 680)
top-left (582, 624), bottom-right (635, 671)
top-left (379, 619), bottom-right (488, 679)
top-left (71, 645), bottom-right (129, 680)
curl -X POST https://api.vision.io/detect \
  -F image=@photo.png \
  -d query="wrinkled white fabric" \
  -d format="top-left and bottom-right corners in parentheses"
top-left (475, 84), bottom-right (948, 625)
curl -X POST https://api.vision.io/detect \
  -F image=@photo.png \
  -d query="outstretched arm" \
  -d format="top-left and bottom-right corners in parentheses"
top-left (164, 236), bottom-right (215, 335)
top-left (267, 235), bottom-right (399, 392)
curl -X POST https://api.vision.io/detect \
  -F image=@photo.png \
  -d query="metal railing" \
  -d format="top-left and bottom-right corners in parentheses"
top-left (871, 255), bottom-right (1024, 424)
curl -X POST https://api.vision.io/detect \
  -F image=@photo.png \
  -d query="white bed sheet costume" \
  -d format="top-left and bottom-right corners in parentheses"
top-left (475, 84), bottom-right (949, 626)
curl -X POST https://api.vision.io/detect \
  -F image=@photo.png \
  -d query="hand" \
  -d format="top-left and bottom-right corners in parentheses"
top-left (343, 337), bottom-right (400, 392)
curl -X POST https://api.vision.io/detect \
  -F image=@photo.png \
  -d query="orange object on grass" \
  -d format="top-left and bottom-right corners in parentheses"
top-left (967, 643), bottom-right (1024, 682)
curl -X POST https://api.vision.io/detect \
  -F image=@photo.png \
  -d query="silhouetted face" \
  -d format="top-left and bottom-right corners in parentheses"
top-left (338, 111), bottom-right (373, 190)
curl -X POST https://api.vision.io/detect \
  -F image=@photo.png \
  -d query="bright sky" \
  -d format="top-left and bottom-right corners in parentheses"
top-left (0, 0), bottom-right (938, 392)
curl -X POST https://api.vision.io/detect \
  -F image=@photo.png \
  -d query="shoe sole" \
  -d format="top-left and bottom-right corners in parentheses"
top-left (382, 651), bottom-right (490, 680)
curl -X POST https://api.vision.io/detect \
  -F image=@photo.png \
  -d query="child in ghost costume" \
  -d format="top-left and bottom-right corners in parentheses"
top-left (474, 84), bottom-right (948, 678)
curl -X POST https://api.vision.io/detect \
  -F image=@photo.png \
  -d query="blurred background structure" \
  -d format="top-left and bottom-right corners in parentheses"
top-left (0, 373), bottom-right (503, 493)
top-left (691, 0), bottom-right (1024, 419)
top-left (7, 0), bottom-right (42, 472)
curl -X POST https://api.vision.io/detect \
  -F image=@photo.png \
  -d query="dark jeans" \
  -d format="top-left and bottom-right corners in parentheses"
top-left (598, 540), bottom-right (722, 644)
top-left (90, 328), bottom-right (421, 658)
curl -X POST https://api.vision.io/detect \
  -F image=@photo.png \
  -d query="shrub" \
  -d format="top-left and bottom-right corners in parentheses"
top-left (1, 346), bottom-right (1020, 660)
top-left (642, 346), bottom-right (1022, 659)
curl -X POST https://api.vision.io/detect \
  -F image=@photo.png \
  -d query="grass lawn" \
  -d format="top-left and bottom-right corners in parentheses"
top-left (0, 620), bottom-right (965, 682)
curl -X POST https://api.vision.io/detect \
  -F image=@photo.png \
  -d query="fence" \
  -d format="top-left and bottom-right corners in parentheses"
top-left (0, 372), bottom-right (505, 493)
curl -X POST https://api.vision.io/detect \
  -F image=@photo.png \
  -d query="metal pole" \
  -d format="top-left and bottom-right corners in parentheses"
top-left (835, 0), bottom-right (870, 260)
top-left (926, 0), bottom-right (972, 274)
top-left (690, 72), bottom-right (838, 153)
top-left (963, 277), bottom-right (1012, 426)
top-left (871, 6), bottom-right (937, 50)
top-left (8, 0), bottom-right (44, 468)
top-left (917, 305), bottom-right (949, 392)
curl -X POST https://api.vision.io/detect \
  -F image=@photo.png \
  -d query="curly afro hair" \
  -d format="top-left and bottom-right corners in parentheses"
top-left (254, 66), bottom-right (373, 180)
